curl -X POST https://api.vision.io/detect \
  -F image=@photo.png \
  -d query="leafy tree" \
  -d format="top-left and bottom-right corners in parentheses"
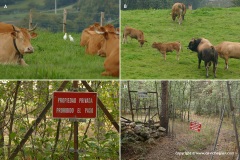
top-left (0, 81), bottom-right (119, 159)
top-left (232, 0), bottom-right (240, 6)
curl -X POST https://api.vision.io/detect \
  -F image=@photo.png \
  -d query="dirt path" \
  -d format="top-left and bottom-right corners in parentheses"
top-left (142, 120), bottom-right (238, 160)
top-left (143, 136), bottom-right (177, 160)
top-left (121, 115), bottom-right (239, 160)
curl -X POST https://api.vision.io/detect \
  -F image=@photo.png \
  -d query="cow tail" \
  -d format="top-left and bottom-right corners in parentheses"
top-left (211, 46), bottom-right (217, 63)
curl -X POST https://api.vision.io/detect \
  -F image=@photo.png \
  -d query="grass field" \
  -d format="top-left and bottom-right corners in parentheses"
top-left (121, 7), bottom-right (240, 79)
top-left (0, 30), bottom-right (114, 79)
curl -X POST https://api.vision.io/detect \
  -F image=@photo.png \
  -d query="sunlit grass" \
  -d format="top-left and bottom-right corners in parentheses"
top-left (0, 30), bottom-right (114, 79)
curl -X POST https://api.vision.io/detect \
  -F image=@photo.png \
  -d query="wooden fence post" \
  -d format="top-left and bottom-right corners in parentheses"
top-left (29, 9), bottom-right (32, 29)
top-left (100, 12), bottom-right (104, 26)
top-left (63, 9), bottom-right (67, 33)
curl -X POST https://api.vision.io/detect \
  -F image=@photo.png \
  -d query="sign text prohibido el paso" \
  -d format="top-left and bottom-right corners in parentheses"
top-left (52, 92), bottom-right (97, 119)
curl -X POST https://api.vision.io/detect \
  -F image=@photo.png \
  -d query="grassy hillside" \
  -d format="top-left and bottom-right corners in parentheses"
top-left (121, 7), bottom-right (240, 79)
top-left (0, 30), bottom-right (114, 79)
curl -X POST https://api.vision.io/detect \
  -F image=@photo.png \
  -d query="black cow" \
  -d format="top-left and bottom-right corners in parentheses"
top-left (188, 38), bottom-right (218, 78)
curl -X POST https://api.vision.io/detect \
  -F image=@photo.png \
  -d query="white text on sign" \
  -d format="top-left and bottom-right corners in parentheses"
top-left (56, 108), bottom-right (94, 114)
top-left (57, 98), bottom-right (93, 103)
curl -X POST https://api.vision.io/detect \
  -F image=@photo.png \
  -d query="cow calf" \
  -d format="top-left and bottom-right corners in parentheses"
top-left (122, 26), bottom-right (147, 47)
top-left (152, 41), bottom-right (182, 61)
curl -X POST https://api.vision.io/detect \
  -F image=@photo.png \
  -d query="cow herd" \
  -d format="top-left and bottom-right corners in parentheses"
top-left (80, 22), bottom-right (119, 77)
top-left (122, 3), bottom-right (240, 78)
top-left (0, 22), bottom-right (119, 77)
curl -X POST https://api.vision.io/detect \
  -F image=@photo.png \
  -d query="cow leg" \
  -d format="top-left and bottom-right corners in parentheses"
top-left (213, 62), bottom-right (217, 78)
top-left (19, 58), bottom-right (28, 66)
top-left (122, 35), bottom-right (127, 44)
top-left (178, 17), bottom-right (182, 25)
top-left (225, 58), bottom-right (228, 70)
top-left (176, 51), bottom-right (179, 61)
top-left (205, 61), bottom-right (209, 78)
top-left (198, 58), bottom-right (201, 69)
top-left (164, 52), bottom-right (166, 60)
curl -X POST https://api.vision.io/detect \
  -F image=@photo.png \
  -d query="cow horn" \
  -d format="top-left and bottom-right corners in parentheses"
top-left (28, 23), bottom-right (37, 32)
top-left (95, 29), bottom-right (105, 35)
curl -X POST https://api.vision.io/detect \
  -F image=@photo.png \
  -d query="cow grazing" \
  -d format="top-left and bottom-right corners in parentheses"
top-left (188, 38), bottom-right (218, 78)
top-left (172, 3), bottom-right (186, 25)
top-left (215, 41), bottom-right (240, 69)
top-left (152, 41), bottom-right (182, 61)
top-left (122, 26), bottom-right (147, 47)
top-left (0, 25), bottom-right (37, 65)
top-left (95, 27), bottom-right (119, 77)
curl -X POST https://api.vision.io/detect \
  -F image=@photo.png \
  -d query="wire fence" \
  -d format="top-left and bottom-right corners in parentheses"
top-left (1, 8), bottom-right (119, 33)
top-left (121, 80), bottom-right (240, 160)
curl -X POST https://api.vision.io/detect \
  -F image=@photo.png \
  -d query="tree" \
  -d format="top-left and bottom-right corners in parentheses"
top-left (232, 0), bottom-right (240, 6)
top-left (160, 81), bottom-right (169, 133)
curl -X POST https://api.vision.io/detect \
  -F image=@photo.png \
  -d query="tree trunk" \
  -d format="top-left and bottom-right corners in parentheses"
top-left (187, 82), bottom-right (192, 121)
top-left (8, 81), bottom-right (21, 158)
top-left (160, 81), bottom-right (169, 133)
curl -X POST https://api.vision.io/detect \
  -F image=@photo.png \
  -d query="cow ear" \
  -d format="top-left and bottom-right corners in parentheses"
top-left (30, 32), bottom-right (38, 39)
top-left (99, 26), bottom-right (106, 32)
top-left (10, 32), bottom-right (17, 39)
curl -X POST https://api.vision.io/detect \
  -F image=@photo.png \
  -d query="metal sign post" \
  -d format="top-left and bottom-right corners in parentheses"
top-left (52, 83), bottom-right (97, 160)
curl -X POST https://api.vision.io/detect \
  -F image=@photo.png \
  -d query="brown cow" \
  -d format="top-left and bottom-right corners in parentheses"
top-left (80, 23), bottom-right (116, 55)
top-left (97, 27), bottom-right (119, 57)
top-left (0, 26), bottom-right (37, 65)
top-left (95, 27), bottom-right (119, 77)
top-left (152, 41), bottom-right (182, 61)
top-left (79, 22), bottom-right (100, 47)
top-left (122, 26), bottom-right (147, 47)
top-left (215, 41), bottom-right (240, 69)
top-left (172, 3), bottom-right (186, 25)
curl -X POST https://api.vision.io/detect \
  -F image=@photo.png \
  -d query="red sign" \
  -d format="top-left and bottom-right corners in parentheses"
top-left (52, 92), bottom-right (97, 119)
top-left (190, 121), bottom-right (202, 132)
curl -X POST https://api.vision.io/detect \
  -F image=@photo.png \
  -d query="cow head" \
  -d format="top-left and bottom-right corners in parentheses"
top-left (138, 40), bottom-right (147, 47)
top-left (11, 28), bottom-right (37, 54)
top-left (187, 38), bottom-right (201, 52)
top-left (151, 42), bottom-right (159, 48)
top-left (95, 26), bottom-right (119, 57)
top-left (104, 24), bottom-right (115, 32)
top-left (88, 22), bottom-right (100, 31)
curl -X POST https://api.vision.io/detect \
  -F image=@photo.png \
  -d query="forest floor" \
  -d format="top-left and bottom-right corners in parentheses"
top-left (121, 115), bottom-right (239, 160)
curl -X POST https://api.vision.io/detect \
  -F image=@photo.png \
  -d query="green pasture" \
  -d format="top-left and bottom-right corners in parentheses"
top-left (0, 30), bottom-right (113, 79)
top-left (121, 7), bottom-right (240, 79)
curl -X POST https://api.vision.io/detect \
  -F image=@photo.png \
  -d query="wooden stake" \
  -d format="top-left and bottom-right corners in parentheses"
top-left (63, 9), bottom-right (67, 33)
top-left (29, 9), bottom-right (32, 29)
top-left (100, 12), bottom-right (104, 26)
